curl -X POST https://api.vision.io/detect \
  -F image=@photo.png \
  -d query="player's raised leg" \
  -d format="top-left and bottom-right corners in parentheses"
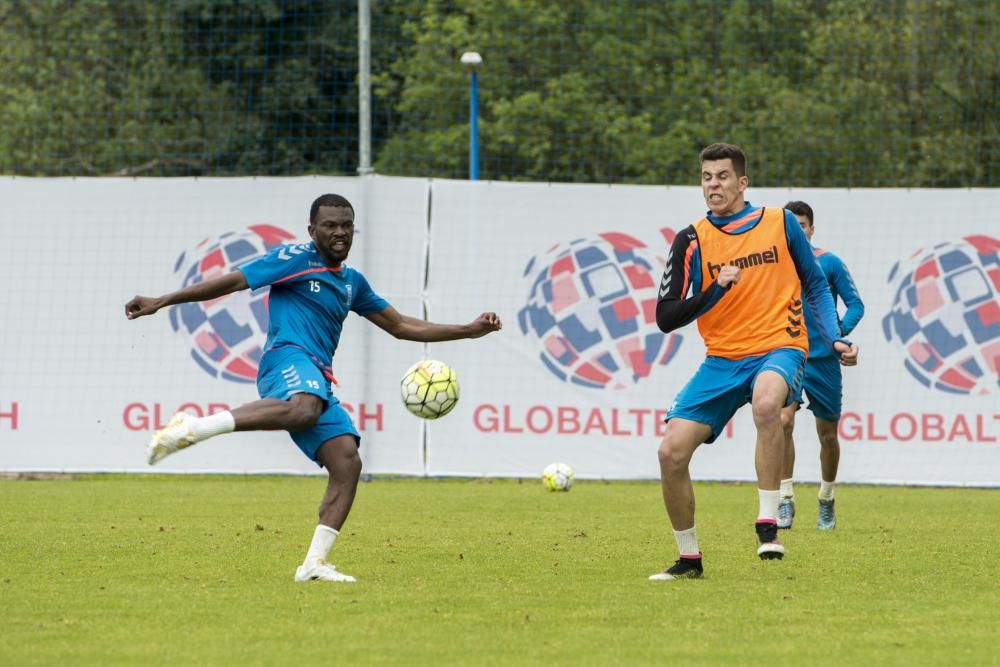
top-left (815, 416), bottom-right (840, 530)
top-left (295, 434), bottom-right (362, 583)
top-left (752, 369), bottom-right (791, 560)
top-left (649, 418), bottom-right (711, 580)
top-left (146, 394), bottom-right (323, 465)
top-left (778, 402), bottom-right (798, 529)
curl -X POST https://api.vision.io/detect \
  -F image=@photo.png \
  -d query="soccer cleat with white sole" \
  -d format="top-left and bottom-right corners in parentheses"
top-left (777, 497), bottom-right (795, 529)
top-left (649, 556), bottom-right (703, 581)
top-left (817, 498), bottom-right (837, 530)
top-left (294, 560), bottom-right (356, 583)
top-left (146, 411), bottom-right (199, 465)
top-left (755, 521), bottom-right (785, 560)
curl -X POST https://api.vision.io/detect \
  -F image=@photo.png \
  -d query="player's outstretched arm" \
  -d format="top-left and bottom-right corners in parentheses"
top-left (125, 270), bottom-right (249, 320)
top-left (365, 306), bottom-right (501, 342)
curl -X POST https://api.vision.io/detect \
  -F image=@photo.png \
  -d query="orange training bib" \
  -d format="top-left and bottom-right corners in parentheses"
top-left (693, 208), bottom-right (807, 359)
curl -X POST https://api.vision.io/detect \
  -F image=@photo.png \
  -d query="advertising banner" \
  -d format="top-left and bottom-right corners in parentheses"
top-left (424, 181), bottom-right (1000, 486)
top-left (0, 176), bottom-right (430, 474)
top-left (1, 176), bottom-right (997, 485)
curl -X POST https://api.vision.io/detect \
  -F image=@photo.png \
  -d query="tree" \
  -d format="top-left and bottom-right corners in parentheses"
top-left (1, 0), bottom-right (997, 185)
top-left (0, 0), bottom-right (238, 175)
top-left (375, 0), bottom-right (1000, 187)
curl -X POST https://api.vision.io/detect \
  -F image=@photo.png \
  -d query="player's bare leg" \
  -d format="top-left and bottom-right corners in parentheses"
top-left (146, 394), bottom-right (323, 465)
top-left (649, 418), bottom-right (711, 580)
top-left (815, 417), bottom-right (840, 530)
top-left (315, 436), bottom-right (363, 530)
top-left (295, 435), bottom-right (362, 583)
top-left (778, 403), bottom-right (798, 529)
top-left (751, 371), bottom-right (789, 559)
top-left (230, 394), bottom-right (324, 431)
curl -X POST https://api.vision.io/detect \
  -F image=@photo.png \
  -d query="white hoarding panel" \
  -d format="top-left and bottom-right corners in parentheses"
top-left (0, 176), bottom-right (428, 474)
top-left (424, 180), bottom-right (1000, 486)
top-left (2, 176), bottom-right (997, 485)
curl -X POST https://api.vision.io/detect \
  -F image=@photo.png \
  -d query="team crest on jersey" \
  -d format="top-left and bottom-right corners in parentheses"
top-left (345, 283), bottom-right (353, 307)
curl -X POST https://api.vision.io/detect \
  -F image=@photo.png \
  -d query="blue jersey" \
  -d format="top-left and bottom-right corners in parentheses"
top-left (803, 247), bottom-right (864, 359)
top-left (238, 242), bottom-right (389, 365)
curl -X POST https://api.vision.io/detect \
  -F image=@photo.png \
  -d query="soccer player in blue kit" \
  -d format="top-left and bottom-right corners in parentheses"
top-left (125, 194), bottom-right (502, 583)
top-left (778, 201), bottom-right (864, 531)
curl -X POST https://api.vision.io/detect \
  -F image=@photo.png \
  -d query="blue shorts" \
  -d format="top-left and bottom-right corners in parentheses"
top-left (257, 346), bottom-right (360, 465)
top-left (792, 354), bottom-right (843, 422)
top-left (666, 348), bottom-right (806, 443)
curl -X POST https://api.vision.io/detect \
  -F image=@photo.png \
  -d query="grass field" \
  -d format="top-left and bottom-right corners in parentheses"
top-left (2, 476), bottom-right (998, 666)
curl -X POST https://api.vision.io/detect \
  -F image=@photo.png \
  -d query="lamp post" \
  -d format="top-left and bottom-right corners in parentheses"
top-left (460, 51), bottom-right (483, 180)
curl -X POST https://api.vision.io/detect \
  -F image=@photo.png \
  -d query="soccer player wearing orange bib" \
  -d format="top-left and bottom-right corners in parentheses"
top-left (648, 144), bottom-right (858, 581)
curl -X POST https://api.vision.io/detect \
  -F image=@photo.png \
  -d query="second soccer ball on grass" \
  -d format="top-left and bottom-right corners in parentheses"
top-left (542, 462), bottom-right (574, 492)
top-left (400, 359), bottom-right (460, 420)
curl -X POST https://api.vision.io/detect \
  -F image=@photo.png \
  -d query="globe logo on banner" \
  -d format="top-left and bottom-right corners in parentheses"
top-left (882, 235), bottom-right (1000, 394)
top-left (518, 230), bottom-right (682, 389)
top-left (168, 225), bottom-right (297, 383)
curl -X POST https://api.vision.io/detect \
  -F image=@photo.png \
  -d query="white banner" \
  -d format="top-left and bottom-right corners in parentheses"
top-left (1, 176), bottom-right (997, 485)
top-left (424, 181), bottom-right (1000, 486)
top-left (0, 176), bottom-right (430, 474)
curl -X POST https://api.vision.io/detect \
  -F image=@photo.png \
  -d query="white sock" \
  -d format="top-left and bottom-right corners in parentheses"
top-left (191, 410), bottom-right (235, 441)
top-left (304, 525), bottom-right (338, 564)
top-left (757, 489), bottom-right (781, 522)
top-left (672, 526), bottom-right (700, 558)
top-left (818, 481), bottom-right (835, 501)
top-left (780, 478), bottom-right (794, 499)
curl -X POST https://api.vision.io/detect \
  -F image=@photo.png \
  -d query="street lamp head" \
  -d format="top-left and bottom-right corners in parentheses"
top-left (460, 51), bottom-right (483, 70)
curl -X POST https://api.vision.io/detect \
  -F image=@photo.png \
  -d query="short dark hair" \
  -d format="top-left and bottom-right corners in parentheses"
top-left (699, 143), bottom-right (747, 177)
top-left (310, 194), bottom-right (354, 223)
top-left (784, 200), bottom-right (814, 226)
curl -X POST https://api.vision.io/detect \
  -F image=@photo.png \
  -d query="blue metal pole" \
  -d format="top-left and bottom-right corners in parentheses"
top-left (469, 71), bottom-right (479, 180)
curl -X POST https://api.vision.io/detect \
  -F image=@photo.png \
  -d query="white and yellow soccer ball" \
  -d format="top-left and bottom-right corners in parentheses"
top-left (400, 359), bottom-right (460, 420)
top-left (542, 462), bottom-right (574, 492)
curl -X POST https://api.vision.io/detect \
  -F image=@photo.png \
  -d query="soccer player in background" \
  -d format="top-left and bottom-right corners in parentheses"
top-left (648, 143), bottom-right (858, 581)
top-left (777, 201), bottom-right (865, 531)
top-left (125, 194), bottom-right (502, 583)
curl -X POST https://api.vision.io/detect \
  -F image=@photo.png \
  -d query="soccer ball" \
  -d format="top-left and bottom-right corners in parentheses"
top-left (400, 360), bottom-right (460, 419)
top-left (542, 462), bottom-right (574, 492)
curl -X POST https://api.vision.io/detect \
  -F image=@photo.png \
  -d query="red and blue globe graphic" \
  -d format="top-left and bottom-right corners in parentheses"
top-left (882, 235), bottom-right (1000, 394)
top-left (169, 225), bottom-right (297, 383)
top-left (518, 231), bottom-right (682, 389)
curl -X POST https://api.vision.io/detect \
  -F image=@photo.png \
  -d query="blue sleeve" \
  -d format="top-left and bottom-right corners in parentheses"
top-left (784, 212), bottom-right (846, 352)
top-left (238, 244), bottom-right (311, 290)
top-left (829, 254), bottom-right (865, 336)
top-left (351, 271), bottom-right (389, 316)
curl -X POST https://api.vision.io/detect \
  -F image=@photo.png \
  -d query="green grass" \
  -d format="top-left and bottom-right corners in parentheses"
top-left (2, 476), bottom-right (998, 666)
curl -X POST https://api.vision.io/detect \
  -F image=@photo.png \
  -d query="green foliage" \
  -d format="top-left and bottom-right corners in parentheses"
top-left (2, 476), bottom-right (999, 665)
top-left (0, 0), bottom-right (359, 176)
top-left (0, 0), bottom-right (997, 184)
top-left (172, 0), bottom-right (360, 175)
top-left (375, 0), bottom-right (1000, 186)
top-left (0, 1), bottom-right (237, 175)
